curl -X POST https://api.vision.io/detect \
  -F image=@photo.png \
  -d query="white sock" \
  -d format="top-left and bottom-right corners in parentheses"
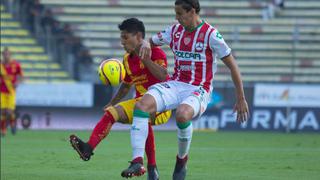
top-left (131, 116), bottom-right (149, 160)
top-left (177, 122), bottom-right (193, 159)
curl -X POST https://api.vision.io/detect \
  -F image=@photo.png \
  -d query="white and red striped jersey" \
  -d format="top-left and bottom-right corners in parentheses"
top-left (151, 21), bottom-right (231, 92)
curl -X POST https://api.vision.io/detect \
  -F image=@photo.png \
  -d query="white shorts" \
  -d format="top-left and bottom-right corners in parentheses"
top-left (146, 80), bottom-right (211, 119)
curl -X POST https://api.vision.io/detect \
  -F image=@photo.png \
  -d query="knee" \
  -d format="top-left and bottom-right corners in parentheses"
top-left (1, 110), bottom-right (8, 117)
top-left (176, 105), bottom-right (194, 123)
top-left (175, 112), bottom-right (189, 123)
top-left (135, 95), bottom-right (156, 113)
top-left (135, 100), bottom-right (151, 113)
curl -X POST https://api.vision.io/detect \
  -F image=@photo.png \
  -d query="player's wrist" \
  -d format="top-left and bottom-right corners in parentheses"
top-left (236, 95), bottom-right (246, 101)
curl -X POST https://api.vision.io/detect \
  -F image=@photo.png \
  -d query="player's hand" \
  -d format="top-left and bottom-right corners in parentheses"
top-left (233, 98), bottom-right (249, 124)
top-left (139, 40), bottom-right (151, 62)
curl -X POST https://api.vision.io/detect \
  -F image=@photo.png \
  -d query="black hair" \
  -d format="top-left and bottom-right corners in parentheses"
top-left (175, 0), bottom-right (200, 14)
top-left (118, 18), bottom-right (145, 38)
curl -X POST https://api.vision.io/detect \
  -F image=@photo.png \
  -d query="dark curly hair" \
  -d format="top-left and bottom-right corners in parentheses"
top-left (118, 18), bottom-right (145, 38)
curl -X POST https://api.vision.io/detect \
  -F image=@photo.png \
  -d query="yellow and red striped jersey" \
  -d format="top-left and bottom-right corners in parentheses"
top-left (0, 60), bottom-right (23, 93)
top-left (123, 47), bottom-right (169, 98)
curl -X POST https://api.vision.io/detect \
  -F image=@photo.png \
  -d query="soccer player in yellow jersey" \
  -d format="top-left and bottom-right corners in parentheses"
top-left (69, 18), bottom-right (171, 180)
top-left (1, 47), bottom-right (24, 136)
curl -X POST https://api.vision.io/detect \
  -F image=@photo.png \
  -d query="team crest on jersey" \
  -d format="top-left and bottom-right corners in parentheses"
top-left (175, 32), bottom-right (181, 39)
top-left (198, 32), bottom-right (205, 40)
top-left (184, 37), bottom-right (191, 45)
top-left (195, 42), bottom-right (204, 51)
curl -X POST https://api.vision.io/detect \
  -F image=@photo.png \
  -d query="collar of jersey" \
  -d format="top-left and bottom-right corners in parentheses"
top-left (184, 20), bottom-right (204, 32)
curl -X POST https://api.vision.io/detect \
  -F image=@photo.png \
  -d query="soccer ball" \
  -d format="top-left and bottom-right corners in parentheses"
top-left (98, 59), bottom-right (126, 86)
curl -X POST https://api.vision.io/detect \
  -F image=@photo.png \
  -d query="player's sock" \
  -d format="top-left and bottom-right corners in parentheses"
top-left (145, 122), bottom-right (156, 166)
top-left (87, 110), bottom-right (116, 149)
top-left (131, 109), bottom-right (149, 161)
top-left (10, 114), bottom-right (17, 135)
top-left (1, 120), bottom-right (7, 136)
top-left (176, 121), bottom-right (193, 159)
top-left (10, 119), bottom-right (16, 135)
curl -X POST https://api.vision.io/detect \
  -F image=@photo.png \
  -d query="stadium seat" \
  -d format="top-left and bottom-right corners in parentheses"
top-left (1, 38), bottom-right (36, 45)
top-left (1, 4), bottom-right (74, 82)
top-left (38, 0), bottom-right (320, 83)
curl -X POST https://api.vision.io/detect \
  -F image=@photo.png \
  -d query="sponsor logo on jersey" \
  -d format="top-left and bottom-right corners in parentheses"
top-left (178, 65), bottom-right (193, 71)
top-left (131, 125), bottom-right (140, 131)
top-left (216, 31), bottom-right (223, 39)
top-left (195, 42), bottom-right (204, 51)
top-left (160, 83), bottom-right (170, 88)
top-left (175, 32), bottom-right (181, 39)
top-left (175, 50), bottom-right (201, 61)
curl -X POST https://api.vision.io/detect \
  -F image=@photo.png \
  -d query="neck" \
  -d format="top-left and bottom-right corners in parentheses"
top-left (186, 17), bottom-right (202, 32)
top-left (132, 42), bottom-right (143, 56)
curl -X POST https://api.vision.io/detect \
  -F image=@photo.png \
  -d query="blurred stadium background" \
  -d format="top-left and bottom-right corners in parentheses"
top-left (1, 0), bottom-right (319, 179)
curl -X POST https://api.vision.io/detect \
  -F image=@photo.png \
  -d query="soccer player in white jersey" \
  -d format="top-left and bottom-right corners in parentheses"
top-left (121, 0), bottom-right (249, 179)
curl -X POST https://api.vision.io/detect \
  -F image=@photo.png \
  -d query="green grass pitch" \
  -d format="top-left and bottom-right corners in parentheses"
top-left (1, 130), bottom-right (320, 180)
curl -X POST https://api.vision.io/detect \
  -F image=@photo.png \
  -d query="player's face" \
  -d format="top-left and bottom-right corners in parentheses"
top-left (175, 5), bottom-right (194, 28)
top-left (120, 31), bottom-right (140, 54)
top-left (2, 50), bottom-right (11, 62)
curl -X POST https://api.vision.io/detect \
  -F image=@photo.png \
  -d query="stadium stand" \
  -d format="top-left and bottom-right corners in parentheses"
top-left (20, 0), bottom-right (320, 83)
top-left (1, 3), bottom-right (74, 83)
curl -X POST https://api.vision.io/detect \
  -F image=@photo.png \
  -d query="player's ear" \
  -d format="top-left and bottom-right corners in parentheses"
top-left (136, 32), bottom-right (143, 40)
top-left (190, 8), bottom-right (196, 15)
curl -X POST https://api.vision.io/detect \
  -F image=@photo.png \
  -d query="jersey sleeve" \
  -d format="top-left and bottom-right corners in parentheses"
top-left (209, 29), bottom-right (231, 59)
top-left (122, 56), bottom-right (132, 84)
top-left (150, 47), bottom-right (168, 68)
top-left (123, 73), bottom-right (132, 84)
top-left (151, 25), bottom-right (173, 46)
top-left (16, 62), bottom-right (23, 76)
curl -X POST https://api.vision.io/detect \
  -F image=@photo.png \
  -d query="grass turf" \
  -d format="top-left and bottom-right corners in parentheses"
top-left (1, 130), bottom-right (320, 180)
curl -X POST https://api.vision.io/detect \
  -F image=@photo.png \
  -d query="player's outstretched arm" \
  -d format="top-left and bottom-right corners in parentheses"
top-left (104, 82), bottom-right (131, 111)
top-left (222, 54), bottom-right (250, 123)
